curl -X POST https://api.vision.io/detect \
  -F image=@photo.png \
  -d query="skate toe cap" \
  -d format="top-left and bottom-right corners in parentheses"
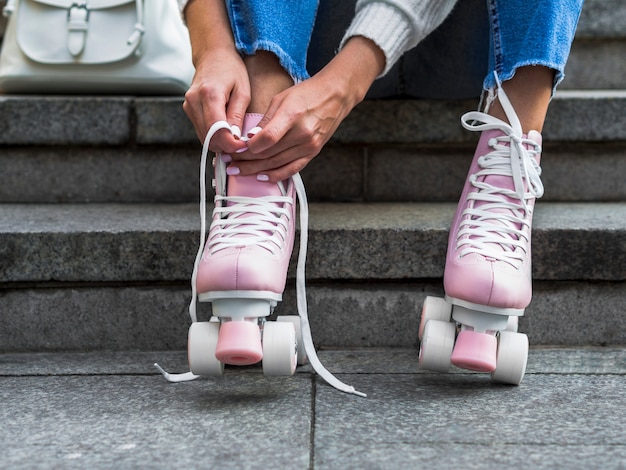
top-left (196, 246), bottom-right (288, 295)
top-left (444, 256), bottom-right (531, 309)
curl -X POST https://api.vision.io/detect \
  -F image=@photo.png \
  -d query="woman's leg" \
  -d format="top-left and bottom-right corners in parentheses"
top-left (198, 0), bottom-right (319, 304)
top-left (445, 0), bottom-right (584, 308)
top-left (244, 51), bottom-right (294, 113)
top-left (190, 0), bottom-right (350, 382)
top-left (226, 0), bottom-right (319, 86)
top-left (484, 0), bottom-right (584, 132)
top-left (226, 0), bottom-right (319, 112)
top-left (488, 65), bottom-right (555, 133)
top-left (431, 0), bottom-right (584, 380)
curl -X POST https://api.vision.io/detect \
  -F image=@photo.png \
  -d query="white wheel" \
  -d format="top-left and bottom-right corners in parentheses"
top-left (491, 331), bottom-right (528, 385)
top-left (262, 321), bottom-right (297, 376)
top-left (277, 315), bottom-right (307, 365)
top-left (504, 316), bottom-right (519, 332)
top-left (419, 296), bottom-right (452, 340)
top-left (419, 320), bottom-right (456, 373)
top-left (188, 322), bottom-right (224, 376)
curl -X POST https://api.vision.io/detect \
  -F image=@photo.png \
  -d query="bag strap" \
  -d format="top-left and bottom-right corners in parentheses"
top-left (127, 0), bottom-right (145, 48)
top-left (2, 0), bottom-right (16, 16)
top-left (65, 0), bottom-right (145, 57)
top-left (67, 2), bottom-right (89, 56)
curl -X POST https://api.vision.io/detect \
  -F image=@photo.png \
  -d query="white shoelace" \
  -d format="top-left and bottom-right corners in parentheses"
top-left (208, 194), bottom-right (291, 253)
top-left (156, 121), bottom-right (366, 397)
top-left (457, 77), bottom-right (544, 268)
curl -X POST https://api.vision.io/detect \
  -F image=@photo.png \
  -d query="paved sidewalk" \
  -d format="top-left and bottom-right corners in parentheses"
top-left (1, 348), bottom-right (625, 469)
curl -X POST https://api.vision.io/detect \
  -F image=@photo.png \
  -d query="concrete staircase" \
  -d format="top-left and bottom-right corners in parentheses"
top-left (1, 0), bottom-right (624, 354)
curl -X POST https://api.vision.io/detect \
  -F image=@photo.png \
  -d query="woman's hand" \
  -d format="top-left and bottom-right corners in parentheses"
top-left (182, 0), bottom-right (250, 154)
top-left (230, 73), bottom-right (353, 181)
top-left (227, 36), bottom-right (386, 182)
top-left (183, 49), bottom-right (250, 154)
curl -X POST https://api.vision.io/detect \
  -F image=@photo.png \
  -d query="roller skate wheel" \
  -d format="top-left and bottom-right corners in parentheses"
top-left (215, 321), bottom-right (263, 366)
top-left (262, 321), bottom-right (297, 376)
top-left (491, 331), bottom-right (529, 385)
top-left (277, 315), bottom-right (307, 365)
top-left (450, 330), bottom-right (498, 372)
top-left (419, 297), bottom-right (452, 340)
top-left (419, 320), bottom-right (455, 373)
top-left (188, 322), bottom-right (224, 376)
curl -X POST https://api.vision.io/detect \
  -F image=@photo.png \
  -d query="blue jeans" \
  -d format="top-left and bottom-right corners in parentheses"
top-left (225, 0), bottom-right (319, 83)
top-left (226, 0), bottom-right (584, 99)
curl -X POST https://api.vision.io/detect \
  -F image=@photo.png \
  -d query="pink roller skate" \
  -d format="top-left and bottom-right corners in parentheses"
top-left (187, 113), bottom-right (300, 377)
top-left (419, 81), bottom-right (544, 385)
top-left (156, 114), bottom-right (365, 397)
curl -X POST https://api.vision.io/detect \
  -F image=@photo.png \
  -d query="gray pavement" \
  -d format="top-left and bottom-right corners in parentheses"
top-left (1, 348), bottom-right (625, 469)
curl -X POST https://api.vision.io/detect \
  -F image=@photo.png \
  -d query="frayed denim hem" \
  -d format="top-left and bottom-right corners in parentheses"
top-left (483, 60), bottom-right (565, 98)
top-left (226, 0), bottom-right (317, 84)
top-left (238, 40), bottom-right (311, 83)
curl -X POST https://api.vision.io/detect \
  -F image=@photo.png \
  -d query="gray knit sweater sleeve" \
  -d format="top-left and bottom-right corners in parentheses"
top-left (340, 0), bottom-right (458, 76)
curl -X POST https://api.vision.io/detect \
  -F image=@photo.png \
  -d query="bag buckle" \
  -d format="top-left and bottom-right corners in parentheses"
top-left (67, 2), bottom-right (89, 21)
top-left (66, 2), bottom-right (90, 57)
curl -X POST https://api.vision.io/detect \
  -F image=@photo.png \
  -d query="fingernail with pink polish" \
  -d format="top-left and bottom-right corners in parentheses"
top-left (235, 146), bottom-right (248, 154)
top-left (248, 126), bottom-right (262, 137)
top-left (226, 167), bottom-right (240, 176)
top-left (256, 174), bottom-right (269, 182)
top-left (221, 154), bottom-right (232, 163)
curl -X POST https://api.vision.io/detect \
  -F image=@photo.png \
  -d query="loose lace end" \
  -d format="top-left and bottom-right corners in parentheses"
top-left (154, 363), bottom-right (201, 383)
top-left (349, 388), bottom-right (368, 398)
top-left (293, 173), bottom-right (368, 398)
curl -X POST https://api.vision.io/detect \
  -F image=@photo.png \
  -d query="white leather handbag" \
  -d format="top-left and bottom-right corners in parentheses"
top-left (0, 0), bottom-right (194, 94)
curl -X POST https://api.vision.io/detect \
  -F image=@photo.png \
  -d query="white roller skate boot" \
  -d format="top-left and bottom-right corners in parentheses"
top-left (419, 81), bottom-right (544, 385)
top-left (156, 114), bottom-right (365, 397)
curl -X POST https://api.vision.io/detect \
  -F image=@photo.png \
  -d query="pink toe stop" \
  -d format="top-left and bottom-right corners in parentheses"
top-left (215, 321), bottom-right (263, 365)
top-left (451, 330), bottom-right (498, 372)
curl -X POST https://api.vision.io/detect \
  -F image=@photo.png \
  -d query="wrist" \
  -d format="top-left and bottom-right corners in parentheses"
top-left (185, 0), bottom-right (239, 67)
top-left (325, 36), bottom-right (385, 106)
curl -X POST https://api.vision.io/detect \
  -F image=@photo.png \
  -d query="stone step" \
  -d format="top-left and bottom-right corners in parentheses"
top-left (3, 92), bottom-right (624, 146)
top-left (1, 92), bottom-right (625, 204)
top-left (1, 140), bottom-right (624, 204)
top-left (1, 201), bottom-right (624, 352)
top-left (1, 202), bottom-right (624, 284)
top-left (1, 278), bottom-right (624, 352)
top-left (561, 0), bottom-right (626, 89)
top-left (576, 0), bottom-right (626, 39)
